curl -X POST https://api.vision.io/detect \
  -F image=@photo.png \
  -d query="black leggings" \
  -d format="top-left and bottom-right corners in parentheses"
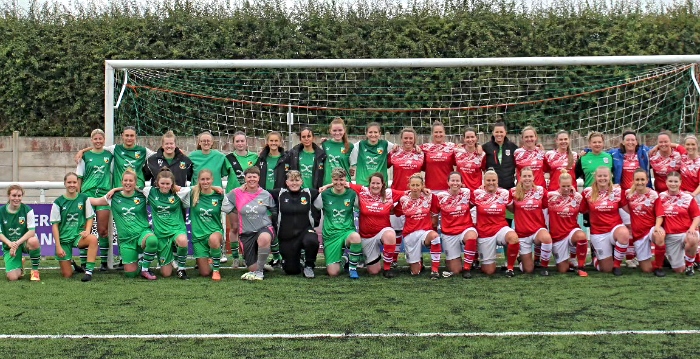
top-left (279, 230), bottom-right (319, 275)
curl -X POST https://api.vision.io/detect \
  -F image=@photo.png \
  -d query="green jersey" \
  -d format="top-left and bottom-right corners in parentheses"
top-left (106, 144), bottom-right (153, 189)
top-left (226, 151), bottom-right (259, 192)
top-left (314, 189), bottom-right (357, 239)
top-left (144, 187), bottom-right (190, 238)
top-left (183, 190), bottom-right (234, 240)
top-left (299, 149), bottom-right (316, 189)
top-left (0, 203), bottom-right (36, 249)
top-left (580, 152), bottom-right (613, 188)
top-left (265, 154), bottom-right (281, 190)
top-left (106, 191), bottom-right (151, 244)
top-left (76, 149), bottom-right (113, 196)
top-left (322, 140), bottom-right (354, 185)
top-left (351, 139), bottom-right (392, 186)
top-left (50, 194), bottom-right (94, 244)
top-left (189, 149), bottom-right (229, 187)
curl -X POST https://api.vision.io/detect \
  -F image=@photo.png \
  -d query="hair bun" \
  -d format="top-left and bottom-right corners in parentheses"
top-left (159, 167), bottom-right (172, 173)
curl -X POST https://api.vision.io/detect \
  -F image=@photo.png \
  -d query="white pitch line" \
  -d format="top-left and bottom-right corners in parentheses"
top-left (2, 330), bottom-right (700, 340)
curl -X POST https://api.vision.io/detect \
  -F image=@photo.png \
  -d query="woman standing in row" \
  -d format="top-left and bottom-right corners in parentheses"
top-left (75, 129), bottom-right (113, 271)
top-left (257, 131), bottom-right (287, 267)
top-left (351, 123), bottom-right (393, 186)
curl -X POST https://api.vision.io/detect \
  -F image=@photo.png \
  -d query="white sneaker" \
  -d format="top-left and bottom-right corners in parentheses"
top-left (442, 271), bottom-right (454, 278)
top-left (220, 255), bottom-right (228, 264)
top-left (241, 271), bottom-right (264, 281)
top-left (303, 266), bottom-right (315, 278)
top-left (626, 258), bottom-right (638, 268)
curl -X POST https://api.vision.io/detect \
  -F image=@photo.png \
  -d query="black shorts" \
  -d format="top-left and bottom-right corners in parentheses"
top-left (240, 226), bottom-right (275, 267)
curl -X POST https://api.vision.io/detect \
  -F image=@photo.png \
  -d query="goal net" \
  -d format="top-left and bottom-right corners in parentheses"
top-left (108, 59), bottom-right (700, 151)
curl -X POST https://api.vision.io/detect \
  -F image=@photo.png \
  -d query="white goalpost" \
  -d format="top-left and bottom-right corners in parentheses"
top-left (104, 55), bottom-right (700, 152)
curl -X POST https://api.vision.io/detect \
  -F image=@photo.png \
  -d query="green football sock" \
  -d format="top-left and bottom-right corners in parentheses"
top-left (85, 262), bottom-right (96, 275)
top-left (79, 249), bottom-right (87, 266)
top-left (230, 239), bottom-right (239, 259)
top-left (177, 246), bottom-right (188, 268)
top-left (271, 236), bottom-right (282, 261)
top-left (141, 236), bottom-right (158, 271)
top-left (211, 247), bottom-right (222, 272)
top-left (29, 248), bottom-right (41, 270)
top-left (348, 243), bottom-right (363, 271)
top-left (98, 237), bottom-right (109, 264)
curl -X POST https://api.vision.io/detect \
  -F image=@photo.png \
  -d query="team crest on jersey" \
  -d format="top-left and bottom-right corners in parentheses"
top-left (169, 196), bottom-right (175, 204)
top-left (344, 199), bottom-right (351, 207)
top-left (179, 162), bottom-right (186, 169)
top-left (258, 200), bottom-right (264, 205)
top-left (603, 157), bottom-right (609, 164)
top-left (318, 164), bottom-right (324, 170)
top-left (377, 149), bottom-right (384, 155)
top-left (301, 196), bottom-right (307, 205)
top-left (247, 161), bottom-right (253, 166)
top-left (285, 164), bottom-right (290, 171)
top-left (135, 152), bottom-right (141, 159)
top-left (505, 150), bottom-right (511, 156)
top-left (103, 157), bottom-right (110, 163)
top-left (18, 217), bottom-right (25, 225)
top-left (341, 148), bottom-right (347, 154)
top-left (134, 198), bottom-right (141, 205)
top-left (78, 203), bottom-right (83, 210)
top-left (212, 199), bottom-right (219, 207)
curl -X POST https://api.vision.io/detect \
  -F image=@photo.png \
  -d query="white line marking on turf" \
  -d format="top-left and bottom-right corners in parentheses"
top-left (2, 330), bottom-right (700, 339)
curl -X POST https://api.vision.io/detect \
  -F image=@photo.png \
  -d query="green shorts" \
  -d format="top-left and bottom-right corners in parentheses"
top-left (3, 243), bottom-right (28, 272)
top-left (191, 232), bottom-right (222, 259)
top-left (56, 237), bottom-right (82, 261)
top-left (84, 189), bottom-right (110, 211)
top-left (119, 230), bottom-right (153, 265)
top-left (323, 230), bottom-right (356, 266)
top-left (157, 233), bottom-right (184, 266)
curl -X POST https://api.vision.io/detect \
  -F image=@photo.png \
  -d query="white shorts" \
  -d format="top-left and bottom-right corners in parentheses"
top-left (518, 228), bottom-right (548, 255)
top-left (441, 228), bottom-right (477, 261)
top-left (630, 228), bottom-right (653, 262)
top-left (665, 232), bottom-right (698, 269)
top-left (552, 229), bottom-right (584, 264)
top-left (361, 227), bottom-right (395, 263)
top-left (619, 209), bottom-right (631, 226)
top-left (390, 215), bottom-right (405, 232)
top-left (589, 224), bottom-right (626, 260)
top-left (403, 230), bottom-right (432, 264)
top-left (478, 226), bottom-right (515, 265)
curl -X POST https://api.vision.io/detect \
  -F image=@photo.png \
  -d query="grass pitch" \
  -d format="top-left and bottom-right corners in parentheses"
top-left (0, 257), bottom-right (698, 358)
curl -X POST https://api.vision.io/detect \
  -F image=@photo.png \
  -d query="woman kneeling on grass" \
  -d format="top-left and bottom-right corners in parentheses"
top-left (0, 185), bottom-right (41, 281)
top-left (472, 169), bottom-right (520, 277)
top-left (227, 166), bottom-right (278, 281)
top-left (348, 172), bottom-right (400, 278)
top-left (143, 168), bottom-right (192, 280)
top-left (397, 174), bottom-right (441, 280)
top-left (91, 169), bottom-right (159, 280)
top-left (269, 170), bottom-right (320, 278)
top-left (508, 167), bottom-right (552, 276)
top-left (579, 166), bottom-right (630, 276)
top-left (315, 167), bottom-right (363, 279)
top-left (51, 172), bottom-right (98, 282)
top-left (655, 171), bottom-right (700, 276)
top-left (435, 172), bottom-right (478, 279)
top-left (546, 170), bottom-right (589, 276)
top-left (626, 169), bottom-right (666, 277)
top-left (182, 169), bottom-right (231, 281)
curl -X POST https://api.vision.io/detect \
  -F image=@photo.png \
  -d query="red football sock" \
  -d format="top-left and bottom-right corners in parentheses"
top-left (430, 242), bottom-right (442, 273)
top-left (463, 238), bottom-right (477, 270)
top-left (383, 244), bottom-right (396, 271)
top-left (654, 244), bottom-right (666, 270)
top-left (506, 242), bottom-right (520, 270)
top-left (576, 240), bottom-right (588, 269)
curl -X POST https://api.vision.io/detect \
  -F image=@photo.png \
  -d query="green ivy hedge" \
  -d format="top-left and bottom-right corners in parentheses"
top-left (0, 0), bottom-right (699, 136)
